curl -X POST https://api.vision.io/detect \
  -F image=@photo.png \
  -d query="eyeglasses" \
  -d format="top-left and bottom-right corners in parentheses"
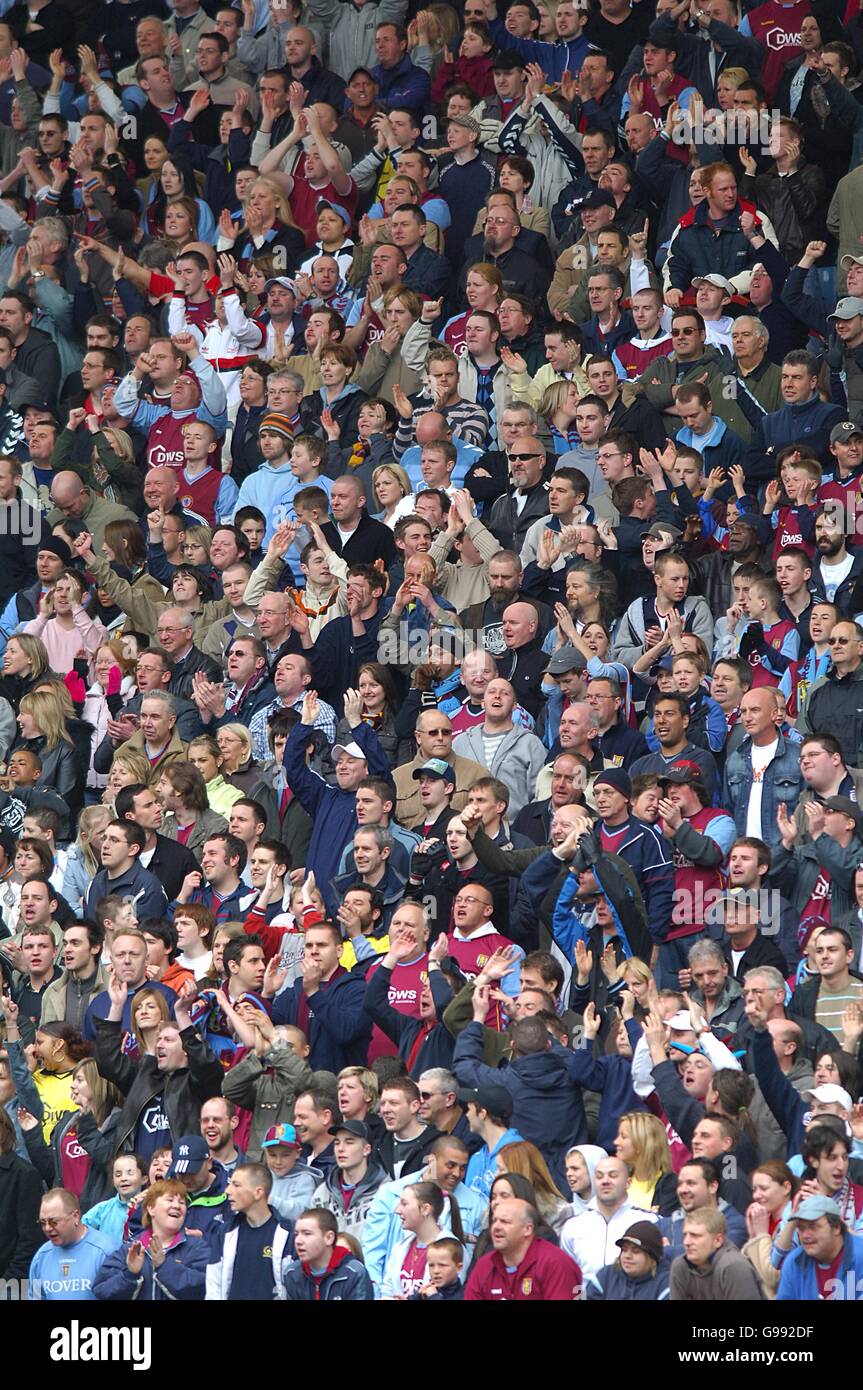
top-left (829, 636), bottom-right (853, 646)
top-left (455, 895), bottom-right (489, 907)
top-left (507, 452), bottom-right (543, 462)
top-left (418, 1090), bottom-right (438, 1100)
top-left (485, 215), bottom-right (513, 226)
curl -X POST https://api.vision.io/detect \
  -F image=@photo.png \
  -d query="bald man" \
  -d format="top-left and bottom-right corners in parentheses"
top-left (47, 470), bottom-right (136, 552)
top-left (487, 433), bottom-right (551, 554)
top-left (496, 600), bottom-right (548, 719)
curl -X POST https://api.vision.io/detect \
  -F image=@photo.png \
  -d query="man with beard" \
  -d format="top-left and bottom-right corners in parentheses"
top-left (812, 509), bottom-right (863, 617)
top-left (463, 204), bottom-right (551, 304)
top-left (460, 551), bottom-right (551, 659)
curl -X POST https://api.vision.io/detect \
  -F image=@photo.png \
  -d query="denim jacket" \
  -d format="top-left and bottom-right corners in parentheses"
top-left (722, 735), bottom-right (802, 850)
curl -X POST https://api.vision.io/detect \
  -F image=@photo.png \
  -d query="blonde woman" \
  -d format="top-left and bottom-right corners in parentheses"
top-left (14, 687), bottom-right (85, 816)
top-left (103, 747), bottom-right (153, 808)
top-left (61, 805), bottom-right (113, 913)
top-left (1, 633), bottom-right (50, 699)
top-left (215, 724), bottom-right (259, 795)
top-left (218, 176), bottom-right (305, 280)
top-left (182, 526), bottom-right (212, 567)
top-left (53, 418), bottom-right (144, 515)
top-left (23, 570), bottom-right (107, 674)
top-left (540, 377), bottom-right (582, 455)
top-left (372, 463), bottom-right (416, 528)
top-left (614, 1111), bottom-right (676, 1214)
top-left (83, 641), bottom-right (137, 796)
top-left (188, 736), bottom-right (244, 817)
top-left (716, 66), bottom-right (749, 111)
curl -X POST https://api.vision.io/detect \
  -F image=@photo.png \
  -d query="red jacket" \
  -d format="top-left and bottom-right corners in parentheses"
top-left (465, 1237), bottom-right (582, 1300)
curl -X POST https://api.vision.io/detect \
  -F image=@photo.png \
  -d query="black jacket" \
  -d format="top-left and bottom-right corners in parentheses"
top-left (11, 735), bottom-right (87, 827)
top-left (321, 512), bottom-right (396, 568)
top-left (487, 479), bottom-right (551, 554)
top-left (93, 1016), bottom-right (223, 1154)
top-left (0, 493), bottom-right (49, 610)
top-left (0, 1149), bottom-right (43, 1279)
top-left (375, 1123), bottom-right (442, 1181)
top-left (11, 325), bottom-right (62, 409)
top-left (22, 1106), bottom-right (122, 1211)
top-left (146, 832), bottom-right (201, 904)
top-left (169, 644), bottom-right (223, 702)
top-left (512, 797), bottom-right (554, 848)
top-left (789, 968), bottom-right (863, 1070)
top-left (722, 932), bottom-right (788, 981)
top-left (495, 635), bottom-right (549, 719)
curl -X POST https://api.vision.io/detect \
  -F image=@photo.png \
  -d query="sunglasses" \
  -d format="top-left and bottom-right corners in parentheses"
top-left (508, 452), bottom-right (544, 462)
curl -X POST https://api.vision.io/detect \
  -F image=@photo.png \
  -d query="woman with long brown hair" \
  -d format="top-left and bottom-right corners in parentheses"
top-left (18, 1055), bottom-right (123, 1210)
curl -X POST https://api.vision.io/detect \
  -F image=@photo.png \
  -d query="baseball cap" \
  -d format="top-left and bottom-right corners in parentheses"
top-left (579, 189), bottom-right (615, 211)
top-left (594, 768), bottom-right (631, 798)
top-left (262, 1123), bottom-right (301, 1149)
top-left (803, 1083), bottom-right (853, 1112)
top-left (830, 420), bottom-right (863, 444)
top-left (316, 198), bottom-right (352, 227)
top-left (491, 49), bottom-right (525, 70)
top-left (168, 1134), bottom-right (209, 1175)
top-left (823, 795), bottom-right (863, 834)
top-left (828, 296), bottom-right (863, 321)
top-left (657, 759), bottom-right (705, 787)
top-left (645, 521), bottom-right (683, 541)
top-left (692, 273), bottom-right (735, 295)
top-left (617, 1220), bottom-right (663, 1262)
top-left (456, 1082), bottom-right (513, 1118)
top-left (841, 254), bottom-right (863, 270)
top-left (448, 113), bottom-right (481, 136)
top-left (547, 643), bottom-right (587, 675)
top-left (794, 1194), bottom-right (844, 1222)
top-left (412, 757), bottom-right (456, 783)
top-left (666, 1010), bottom-right (693, 1031)
top-left (264, 276), bottom-right (297, 295)
top-left (332, 741), bottom-right (367, 761)
top-left (329, 1119), bottom-right (370, 1140)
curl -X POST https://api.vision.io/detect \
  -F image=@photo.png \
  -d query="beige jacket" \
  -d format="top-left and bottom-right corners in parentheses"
top-left (393, 750), bottom-right (490, 828)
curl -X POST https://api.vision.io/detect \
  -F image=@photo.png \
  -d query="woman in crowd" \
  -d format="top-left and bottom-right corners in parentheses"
top-left (126, 988), bottom-right (171, 1061)
top-left (496, 1141), bottom-right (572, 1233)
top-left (0, 635), bottom-right (50, 710)
top-left (23, 572), bottom-right (108, 676)
top-left (333, 662), bottom-right (401, 767)
top-left (743, 1160), bottom-right (797, 1298)
top-left (18, 1055), bottom-right (122, 1210)
top-left (216, 725), bottom-right (259, 796)
top-left (61, 806), bottom-right (113, 913)
top-left (146, 154), bottom-right (216, 244)
top-left (93, 1179), bottom-right (210, 1301)
top-left (187, 736), bottom-right (244, 818)
top-left (82, 641), bottom-right (137, 801)
top-left (14, 688), bottom-right (88, 817)
top-left (380, 1182), bottom-right (460, 1300)
top-left (355, 289), bottom-right (436, 403)
top-left (614, 1112), bottom-right (677, 1214)
top-left (442, 263), bottom-right (503, 357)
top-left (372, 462), bottom-right (416, 529)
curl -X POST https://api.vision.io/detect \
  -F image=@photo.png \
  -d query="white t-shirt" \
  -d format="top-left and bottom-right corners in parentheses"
top-left (745, 738), bottom-right (780, 838)
top-left (819, 554), bottom-right (855, 602)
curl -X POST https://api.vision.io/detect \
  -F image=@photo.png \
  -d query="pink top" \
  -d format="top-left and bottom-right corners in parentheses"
top-left (23, 607), bottom-right (108, 675)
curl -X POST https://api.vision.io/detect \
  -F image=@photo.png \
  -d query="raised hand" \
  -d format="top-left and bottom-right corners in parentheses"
top-left (391, 383), bottom-right (413, 420)
top-left (574, 938), bottom-right (593, 983)
top-left (583, 1000), bottom-right (601, 1039)
top-left (343, 687), bottom-right (363, 726)
top-left (301, 690), bottom-right (320, 726)
top-left (320, 407), bottom-right (340, 441)
top-left (499, 344), bottom-right (527, 375)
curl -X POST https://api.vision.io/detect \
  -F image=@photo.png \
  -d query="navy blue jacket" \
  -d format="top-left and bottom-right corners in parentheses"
top-left (86, 860), bottom-right (166, 922)
top-left (585, 1257), bottom-right (671, 1301)
top-left (453, 1020), bottom-right (587, 1189)
top-left (93, 1229), bottom-right (209, 1301)
top-left (745, 394), bottom-right (847, 482)
top-left (599, 722), bottom-right (650, 770)
top-left (272, 967), bottom-right (372, 1073)
top-left (567, 1018), bottom-right (647, 1152)
top-left (363, 963), bottom-right (454, 1077)
top-left (283, 717), bottom-right (391, 916)
top-left (84, 979), bottom-right (177, 1042)
top-left (371, 54), bottom-right (430, 111)
top-left (659, 1200), bottom-right (747, 1260)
